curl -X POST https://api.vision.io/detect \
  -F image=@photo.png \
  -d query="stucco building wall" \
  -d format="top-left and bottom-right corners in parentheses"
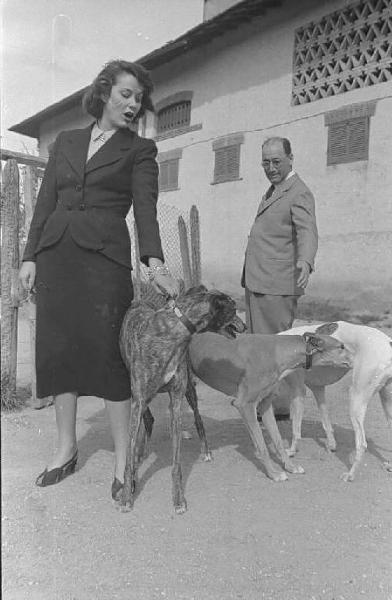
top-left (35, 0), bottom-right (392, 311)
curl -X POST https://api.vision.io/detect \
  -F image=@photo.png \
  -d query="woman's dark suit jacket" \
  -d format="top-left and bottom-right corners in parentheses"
top-left (23, 124), bottom-right (164, 268)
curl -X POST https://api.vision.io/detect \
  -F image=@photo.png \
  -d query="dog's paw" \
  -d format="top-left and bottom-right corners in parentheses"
top-left (340, 471), bottom-right (354, 482)
top-left (270, 470), bottom-right (289, 482)
top-left (325, 438), bottom-right (337, 452)
top-left (174, 501), bottom-right (187, 515)
top-left (201, 452), bottom-right (213, 462)
top-left (119, 502), bottom-right (133, 513)
top-left (285, 462), bottom-right (305, 475)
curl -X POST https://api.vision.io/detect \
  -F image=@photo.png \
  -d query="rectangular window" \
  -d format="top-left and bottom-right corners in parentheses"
top-left (157, 101), bottom-right (191, 134)
top-left (327, 117), bottom-right (369, 165)
top-left (213, 145), bottom-right (241, 184)
top-left (159, 159), bottom-right (179, 191)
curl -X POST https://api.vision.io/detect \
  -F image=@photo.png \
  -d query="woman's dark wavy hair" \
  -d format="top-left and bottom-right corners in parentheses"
top-left (82, 59), bottom-right (154, 120)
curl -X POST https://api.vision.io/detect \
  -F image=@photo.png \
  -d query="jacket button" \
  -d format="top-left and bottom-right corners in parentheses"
top-left (79, 204), bottom-right (85, 210)
top-left (75, 184), bottom-right (82, 192)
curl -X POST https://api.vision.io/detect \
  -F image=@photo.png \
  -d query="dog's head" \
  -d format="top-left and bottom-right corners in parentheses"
top-left (179, 286), bottom-right (245, 337)
top-left (302, 332), bottom-right (352, 369)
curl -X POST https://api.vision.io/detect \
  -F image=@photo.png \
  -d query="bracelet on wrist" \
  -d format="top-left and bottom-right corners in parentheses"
top-left (147, 264), bottom-right (170, 281)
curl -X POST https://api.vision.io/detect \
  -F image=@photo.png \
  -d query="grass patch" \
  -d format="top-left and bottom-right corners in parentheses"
top-left (1, 385), bottom-right (31, 412)
top-left (232, 294), bottom-right (386, 326)
top-left (296, 299), bottom-right (352, 322)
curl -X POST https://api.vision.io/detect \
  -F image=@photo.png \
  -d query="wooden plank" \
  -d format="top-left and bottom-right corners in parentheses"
top-left (1, 148), bottom-right (47, 168)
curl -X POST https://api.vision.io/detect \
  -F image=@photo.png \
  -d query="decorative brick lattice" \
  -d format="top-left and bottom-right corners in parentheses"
top-left (292, 0), bottom-right (392, 105)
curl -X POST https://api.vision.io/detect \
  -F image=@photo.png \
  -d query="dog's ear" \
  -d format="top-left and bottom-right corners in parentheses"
top-left (303, 332), bottom-right (324, 352)
top-left (210, 293), bottom-right (234, 315)
top-left (185, 284), bottom-right (208, 296)
top-left (315, 322), bottom-right (338, 335)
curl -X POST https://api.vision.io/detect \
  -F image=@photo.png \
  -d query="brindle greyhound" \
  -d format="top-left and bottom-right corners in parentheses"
top-left (118, 285), bottom-right (242, 514)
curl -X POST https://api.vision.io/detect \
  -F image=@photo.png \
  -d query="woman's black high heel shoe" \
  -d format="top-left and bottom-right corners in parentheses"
top-left (35, 451), bottom-right (78, 487)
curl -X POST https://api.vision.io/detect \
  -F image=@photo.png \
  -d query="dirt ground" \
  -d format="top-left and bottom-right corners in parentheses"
top-left (2, 315), bottom-right (392, 600)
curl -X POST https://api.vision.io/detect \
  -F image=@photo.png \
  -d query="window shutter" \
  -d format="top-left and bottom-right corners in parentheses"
top-left (159, 162), bottom-right (169, 189)
top-left (214, 145), bottom-right (240, 183)
top-left (226, 145), bottom-right (240, 179)
top-left (347, 117), bottom-right (369, 161)
top-left (327, 116), bottom-right (369, 165)
top-left (214, 148), bottom-right (227, 182)
top-left (159, 159), bottom-right (179, 191)
top-left (327, 122), bottom-right (348, 165)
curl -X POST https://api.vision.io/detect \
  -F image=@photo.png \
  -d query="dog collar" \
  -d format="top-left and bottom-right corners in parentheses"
top-left (305, 342), bottom-right (313, 370)
top-left (173, 305), bottom-right (196, 334)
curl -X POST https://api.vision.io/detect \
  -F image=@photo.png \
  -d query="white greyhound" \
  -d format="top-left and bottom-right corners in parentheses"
top-left (276, 321), bottom-right (392, 481)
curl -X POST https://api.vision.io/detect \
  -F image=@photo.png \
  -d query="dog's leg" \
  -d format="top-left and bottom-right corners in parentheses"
top-left (143, 407), bottom-right (155, 438)
top-left (380, 380), bottom-right (392, 473)
top-left (232, 393), bottom-right (288, 482)
top-left (168, 368), bottom-right (188, 514)
top-left (341, 388), bottom-right (369, 482)
top-left (185, 369), bottom-right (212, 462)
top-left (287, 394), bottom-right (304, 457)
top-left (309, 384), bottom-right (337, 452)
top-left (285, 372), bottom-right (305, 457)
top-left (120, 392), bottom-right (146, 510)
top-left (380, 380), bottom-right (392, 427)
top-left (261, 400), bottom-right (305, 474)
top-left (135, 407), bottom-right (155, 464)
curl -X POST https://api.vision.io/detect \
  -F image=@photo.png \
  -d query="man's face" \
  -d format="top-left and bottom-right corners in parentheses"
top-left (261, 141), bottom-right (293, 185)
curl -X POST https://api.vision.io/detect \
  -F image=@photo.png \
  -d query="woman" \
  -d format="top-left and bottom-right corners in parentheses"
top-left (19, 60), bottom-right (178, 496)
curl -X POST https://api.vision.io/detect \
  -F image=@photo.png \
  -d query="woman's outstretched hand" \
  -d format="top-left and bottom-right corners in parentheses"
top-left (152, 272), bottom-right (179, 298)
top-left (19, 261), bottom-right (36, 291)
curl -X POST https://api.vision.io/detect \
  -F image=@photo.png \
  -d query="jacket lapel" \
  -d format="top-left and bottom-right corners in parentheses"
top-left (257, 174), bottom-right (299, 216)
top-left (85, 128), bottom-right (136, 174)
top-left (62, 126), bottom-right (92, 182)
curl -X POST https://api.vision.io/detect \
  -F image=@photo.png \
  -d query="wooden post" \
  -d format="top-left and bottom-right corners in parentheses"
top-left (133, 221), bottom-right (142, 301)
top-left (1, 160), bottom-right (20, 409)
top-left (23, 166), bottom-right (39, 405)
top-left (190, 205), bottom-right (201, 286)
top-left (178, 216), bottom-right (192, 290)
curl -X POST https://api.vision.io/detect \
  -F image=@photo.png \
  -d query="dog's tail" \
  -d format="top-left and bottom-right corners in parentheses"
top-left (380, 379), bottom-right (392, 427)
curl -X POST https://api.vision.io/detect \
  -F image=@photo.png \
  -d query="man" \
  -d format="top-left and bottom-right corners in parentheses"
top-left (242, 137), bottom-right (318, 334)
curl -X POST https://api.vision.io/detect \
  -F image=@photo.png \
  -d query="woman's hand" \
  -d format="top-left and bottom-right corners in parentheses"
top-left (152, 272), bottom-right (179, 298)
top-left (19, 261), bottom-right (36, 291)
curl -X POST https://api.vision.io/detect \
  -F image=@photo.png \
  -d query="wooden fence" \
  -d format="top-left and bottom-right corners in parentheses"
top-left (0, 153), bottom-right (201, 409)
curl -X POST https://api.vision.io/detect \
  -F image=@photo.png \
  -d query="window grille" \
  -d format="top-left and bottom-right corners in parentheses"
top-left (159, 159), bottom-right (179, 191)
top-left (213, 145), bottom-right (241, 183)
top-left (327, 116), bottom-right (370, 164)
top-left (292, 0), bottom-right (392, 105)
top-left (157, 101), bottom-right (191, 134)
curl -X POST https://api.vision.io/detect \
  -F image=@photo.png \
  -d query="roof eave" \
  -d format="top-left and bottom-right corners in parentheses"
top-left (9, 0), bottom-right (283, 138)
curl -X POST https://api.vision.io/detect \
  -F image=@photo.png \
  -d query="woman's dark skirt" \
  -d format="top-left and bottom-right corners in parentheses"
top-left (35, 230), bottom-right (133, 401)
